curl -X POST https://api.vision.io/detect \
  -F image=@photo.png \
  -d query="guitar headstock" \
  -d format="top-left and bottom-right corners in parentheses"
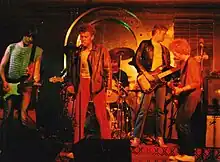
top-left (49, 76), bottom-right (64, 83)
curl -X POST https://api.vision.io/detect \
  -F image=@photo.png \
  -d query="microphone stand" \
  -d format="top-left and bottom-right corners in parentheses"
top-left (117, 54), bottom-right (124, 139)
top-left (199, 42), bottom-right (206, 160)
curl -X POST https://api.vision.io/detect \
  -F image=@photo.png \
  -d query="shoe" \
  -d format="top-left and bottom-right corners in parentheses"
top-left (156, 137), bottom-right (167, 147)
top-left (66, 152), bottom-right (74, 159)
top-left (130, 137), bottom-right (140, 147)
top-left (168, 156), bottom-right (178, 161)
top-left (144, 135), bottom-right (155, 142)
top-left (168, 154), bottom-right (182, 161)
top-left (175, 154), bottom-right (195, 162)
top-left (60, 152), bottom-right (74, 159)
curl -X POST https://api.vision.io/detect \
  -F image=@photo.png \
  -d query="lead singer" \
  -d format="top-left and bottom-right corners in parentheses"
top-left (66, 24), bottom-right (112, 144)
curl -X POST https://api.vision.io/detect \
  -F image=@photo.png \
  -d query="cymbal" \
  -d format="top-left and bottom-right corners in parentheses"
top-left (109, 47), bottom-right (135, 60)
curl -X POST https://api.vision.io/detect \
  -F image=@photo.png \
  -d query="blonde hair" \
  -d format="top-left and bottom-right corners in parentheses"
top-left (169, 38), bottom-right (191, 55)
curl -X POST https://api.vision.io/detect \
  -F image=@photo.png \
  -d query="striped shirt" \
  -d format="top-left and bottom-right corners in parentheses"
top-left (7, 43), bottom-right (42, 80)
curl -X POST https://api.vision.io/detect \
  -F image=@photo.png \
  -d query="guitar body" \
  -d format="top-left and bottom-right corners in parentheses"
top-left (137, 73), bottom-right (165, 93)
top-left (137, 73), bottom-right (151, 93)
top-left (3, 80), bottom-right (34, 100)
top-left (137, 66), bottom-right (180, 93)
top-left (3, 82), bottom-right (20, 99)
top-left (4, 64), bottom-right (35, 99)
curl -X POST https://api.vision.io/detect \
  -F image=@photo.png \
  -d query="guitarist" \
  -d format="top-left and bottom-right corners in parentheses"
top-left (131, 24), bottom-right (172, 147)
top-left (168, 39), bottom-right (201, 162)
top-left (0, 25), bottom-right (43, 126)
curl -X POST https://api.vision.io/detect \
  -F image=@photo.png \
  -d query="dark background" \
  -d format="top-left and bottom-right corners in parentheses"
top-left (1, 0), bottom-right (220, 135)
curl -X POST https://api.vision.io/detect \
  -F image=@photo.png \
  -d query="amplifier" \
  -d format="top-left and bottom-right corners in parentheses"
top-left (206, 115), bottom-right (220, 147)
top-left (204, 77), bottom-right (220, 106)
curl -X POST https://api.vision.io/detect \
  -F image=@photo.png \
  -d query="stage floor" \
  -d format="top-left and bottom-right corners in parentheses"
top-left (1, 109), bottom-right (220, 162)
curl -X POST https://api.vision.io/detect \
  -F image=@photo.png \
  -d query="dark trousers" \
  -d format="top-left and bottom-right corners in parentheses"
top-left (176, 90), bottom-right (201, 156)
top-left (133, 85), bottom-right (166, 138)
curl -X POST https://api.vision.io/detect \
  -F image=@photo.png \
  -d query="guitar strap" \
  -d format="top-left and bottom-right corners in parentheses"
top-left (19, 43), bottom-right (36, 82)
top-left (29, 44), bottom-right (36, 64)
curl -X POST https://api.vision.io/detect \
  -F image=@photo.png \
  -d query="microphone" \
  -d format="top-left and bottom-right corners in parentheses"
top-left (199, 38), bottom-right (204, 56)
top-left (77, 44), bottom-right (83, 50)
top-left (75, 45), bottom-right (83, 54)
top-left (199, 38), bottom-right (204, 48)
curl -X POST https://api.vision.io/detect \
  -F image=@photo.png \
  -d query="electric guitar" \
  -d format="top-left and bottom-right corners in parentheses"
top-left (3, 63), bottom-right (36, 99)
top-left (137, 66), bottom-right (180, 93)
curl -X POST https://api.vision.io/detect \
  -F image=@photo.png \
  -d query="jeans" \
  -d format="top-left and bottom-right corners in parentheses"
top-left (133, 85), bottom-right (166, 138)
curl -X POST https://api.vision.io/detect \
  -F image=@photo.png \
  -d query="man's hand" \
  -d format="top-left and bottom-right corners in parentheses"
top-left (33, 82), bottom-right (41, 86)
top-left (172, 87), bottom-right (183, 95)
top-left (107, 89), bottom-right (112, 97)
top-left (3, 81), bottom-right (10, 92)
top-left (67, 85), bottom-right (75, 94)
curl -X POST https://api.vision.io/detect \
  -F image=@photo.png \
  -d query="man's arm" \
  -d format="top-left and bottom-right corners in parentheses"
top-left (33, 48), bottom-right (43, 83)
top-left (182, 57), bottom-right (201, 92)
top-left (0, 46), bottom-right (10, 83)
top-left (174, 57), bottom-right (201, 95)
top-left (135, 41), bottom-right (155, 81)
top-left (135, 41), bottom-right (147, 73)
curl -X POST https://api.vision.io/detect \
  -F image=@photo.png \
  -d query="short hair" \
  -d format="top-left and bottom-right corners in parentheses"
top-left (152, 24), bottom-right (168, 36)
top-left (169, 38), bottom-right (191, 55)
top-left (78, 24), bottom-right (96, 35)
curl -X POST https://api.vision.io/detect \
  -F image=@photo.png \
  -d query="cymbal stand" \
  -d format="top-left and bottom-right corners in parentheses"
top-left (114, 54), bottom-right (123, 139)
top-left (117, 54), bottom-right (132, 138)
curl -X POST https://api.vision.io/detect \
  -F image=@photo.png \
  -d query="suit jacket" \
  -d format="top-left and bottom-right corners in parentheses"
top-left (66, 43), bottom-right (112, 96)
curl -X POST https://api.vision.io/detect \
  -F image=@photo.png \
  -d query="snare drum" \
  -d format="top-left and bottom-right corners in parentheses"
top-left (106, 79), bottom-right (119, 103)
top-left (106, 104), bottom-right (117, 130)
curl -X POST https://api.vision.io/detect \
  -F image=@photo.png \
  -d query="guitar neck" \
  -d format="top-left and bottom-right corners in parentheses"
top-left (157, 68), bottom-right (180, 79)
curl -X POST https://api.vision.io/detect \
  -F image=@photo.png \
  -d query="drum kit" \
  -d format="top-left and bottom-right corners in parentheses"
top-left (106, 47), bottom-right (142, 139)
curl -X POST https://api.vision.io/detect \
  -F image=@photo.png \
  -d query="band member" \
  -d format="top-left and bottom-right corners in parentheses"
top-left (0, 26), bottom-right (42, 126)
top-left (109, 58), bottom-right (129, 106)
top-left (168, 38), bottom-right (201, 162)
top-left (131, 24), bottom-right (171, 147)
top-left (66, 24), bottom-right (112, 144)
top-left (111, 59), bottom-right (129, 91)
top-left (109, 58), bottom-right (131, 132)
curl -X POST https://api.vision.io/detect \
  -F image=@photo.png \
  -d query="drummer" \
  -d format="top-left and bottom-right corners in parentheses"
top-left (109, 57), bottom-right (131, 133)
top-left (110, 56), bottom-right (129, 106)
top-left (112, 59), bottom-right (129, 92)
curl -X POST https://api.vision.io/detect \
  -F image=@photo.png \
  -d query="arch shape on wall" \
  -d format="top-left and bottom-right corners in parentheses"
top-left (64, 6), bottom-right (146, 47)
top-left (64, 6), bottom-right (147, 81)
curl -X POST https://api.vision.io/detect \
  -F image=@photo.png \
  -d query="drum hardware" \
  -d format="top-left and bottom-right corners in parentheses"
top-left (109, 47), bottom-right (135, 60)
top-left (165, 95), bottom-right (178, 140)
top-left (108, 49), bottom-right (135, 139)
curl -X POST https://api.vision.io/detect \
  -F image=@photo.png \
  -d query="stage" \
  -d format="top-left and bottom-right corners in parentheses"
top-left (0, 110), bottom-right (220, 162)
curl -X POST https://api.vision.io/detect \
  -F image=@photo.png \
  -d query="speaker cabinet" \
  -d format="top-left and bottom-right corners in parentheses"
top-left (206, 115), bottom-right (220, 147)
top-left (204, 77), bottom-right (220, 106)
top-left (73, 139), bottom-right (131, 162)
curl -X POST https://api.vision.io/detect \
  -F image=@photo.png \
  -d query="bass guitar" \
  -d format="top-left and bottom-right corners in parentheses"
top-left (137, 66), bottom-right (180, 93)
